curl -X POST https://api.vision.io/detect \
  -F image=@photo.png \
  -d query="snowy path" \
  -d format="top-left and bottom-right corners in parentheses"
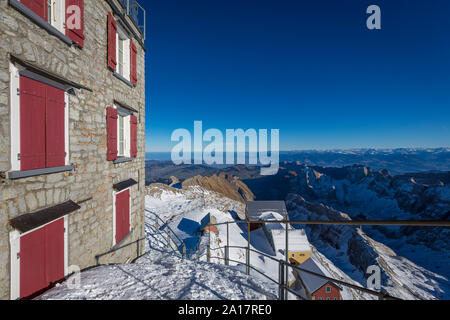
top-left (38, 218), bottom-right (278, 300)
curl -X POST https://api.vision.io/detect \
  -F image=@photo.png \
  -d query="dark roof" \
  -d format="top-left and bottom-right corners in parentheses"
top-left (246, 201), bottom-right (288, 221)
top-left (10, 201), bottom-right (80, 233)
top-left (113, 179), bottom-right (138, 192)
top-left (297, 258), bottom-right (332, 294)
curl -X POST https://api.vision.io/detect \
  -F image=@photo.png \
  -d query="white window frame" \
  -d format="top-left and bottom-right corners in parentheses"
top-left (115, 23), bottom-right (131, 81)
top-left (9, 216), bottom-right (69, 300)
top-left (47, 0), bottom-right (66, 34)
top-left (9, 63), bottom-right (70, 172)
top-left (114, 105), bottom-right (131, 158)
top-left (112, 187), bottom-right (132, 246)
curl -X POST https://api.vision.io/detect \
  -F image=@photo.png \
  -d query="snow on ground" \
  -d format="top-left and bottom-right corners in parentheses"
top-left (39, 249), bottom-right (277, 300)
top-left (38, 194), bottom-right (278, 300)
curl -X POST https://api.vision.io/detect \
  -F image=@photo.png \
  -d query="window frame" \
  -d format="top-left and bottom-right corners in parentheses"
top-left (325, 285), bottom-right (331, 293)
top-left (9, 63), bottom-right (70, 174)
top-left (115, 23), bottom-right (131, 81)
top-left (47, 0), bottom-right (66, 34)
top-left (114, 104), bottom-right (131, 159)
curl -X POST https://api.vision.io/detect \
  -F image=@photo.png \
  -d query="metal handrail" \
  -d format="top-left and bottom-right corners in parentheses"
top-left (145, 210), bottom-right (186, 259)
top-left (150, 215), bottom-right (448, 300)
top-left (202, 219), bottom-right (413, 300)
top-left (208, 220), bottom-right (450, 227)
top-left (205, 244), bottom-right (399, 300)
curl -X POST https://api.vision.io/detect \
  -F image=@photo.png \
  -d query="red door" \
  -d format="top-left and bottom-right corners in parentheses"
top-left (115, 190), bottom-right (130, 244)
top-left (20, 218), bottom-right (65, 299)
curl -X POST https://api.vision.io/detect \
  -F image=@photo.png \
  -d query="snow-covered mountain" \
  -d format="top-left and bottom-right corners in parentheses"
top-left (260, 163), bottom-right (450, 285)
top-left (286, 194), bottom-right (448, 300)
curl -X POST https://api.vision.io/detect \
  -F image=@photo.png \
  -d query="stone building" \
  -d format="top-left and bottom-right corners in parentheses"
top-left (0, 0), bottom-right (146, 299)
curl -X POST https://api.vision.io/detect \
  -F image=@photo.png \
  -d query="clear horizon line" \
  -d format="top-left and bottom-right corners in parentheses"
top-left (145, 146), bottom-right (449, 153)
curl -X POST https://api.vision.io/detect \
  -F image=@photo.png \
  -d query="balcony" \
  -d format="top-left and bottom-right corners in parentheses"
top-left (118, 0), bottom-right (146, 40)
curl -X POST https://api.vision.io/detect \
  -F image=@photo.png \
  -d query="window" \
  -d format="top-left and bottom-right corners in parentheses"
top-left (116, 26), bottom-right (130, 80)
top-left (106, 104), bottom-right (138, 161)
top-left (326, 286), bottom-right (331, 293)
top-left (46, 0), bottom-right (66, 34)
top-left (117, 106), bottom-right (130, 157)
top-left (318, 297), bottom-right (324, 300)
top-left (108, 12), bottom-right (137, 85)
top-left (12, 0), bottom-right (84, 47)
top-left (9, 63), bottom-right (69, 173)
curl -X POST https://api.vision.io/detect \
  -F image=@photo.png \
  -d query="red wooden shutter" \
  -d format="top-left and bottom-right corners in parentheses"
top-left (115, 190), bottom-right (130, 244)
top-left (20, 218), bottom-right (65, 299)
top-left (20, 76), bottom-right (46, 171)
top-left (45, 85), bottom-right (66, 168)
top-left (20, 225), bottom-right (46, 299)
top-left (66, 0), bottom-right (85, 48)
top-left (130, 115), bottom-right (138, 158)
top-left (21, 0), bottom-right (47, 20)
top-left (107, 12), bottom-right (117, 71)
top-left (106, 107), bottom-right (118, 161)
top-left (44, 218), bottom-right (65, 285)
top-left (130, 40), bottom-right (137, 85)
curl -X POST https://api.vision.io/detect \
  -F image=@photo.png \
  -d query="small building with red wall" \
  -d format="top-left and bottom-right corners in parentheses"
top-left (295, 258), bottom-right (342, 300)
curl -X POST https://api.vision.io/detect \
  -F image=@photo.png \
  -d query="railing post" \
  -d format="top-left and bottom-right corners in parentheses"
top-left (182, 243), bottom-right (186, 260)
top-left (226, 222), bottom-right (229, 249)
top-left (246, 247), bottom-right (250, 275)
top-left (279, 260), bottom-right (285, 300)
top-left (207, 229), bottom-right (211, 263)
top-left (285, 220), bottom-right (289, 299)
top-left (225, 245), bottom-right (229, 266)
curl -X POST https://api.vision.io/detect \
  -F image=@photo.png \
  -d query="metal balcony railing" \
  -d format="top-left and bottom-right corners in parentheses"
top-left (118, 0), bottom-right (146, 39)
top-left (197, 219), bottom-right (450, 300)
top-left (146, 210), bottom-right (187, 259)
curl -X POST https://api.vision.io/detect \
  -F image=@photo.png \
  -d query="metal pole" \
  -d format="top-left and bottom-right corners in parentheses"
top-left (279, 260), bottom-right (285, 300)
top-left (285, 220), bottom-right (289, 299)
top-left (226, 222), bottom-right (229, 250)
top-left (246, 246), bottom-right (250, 275)
top-left (226, 222), bottom-right (230, 266)
top-left (207, 227), bottom-right (211, 263)
top-left (247, 220), bottom-right (251, 275)
top-left (225, 245), bottom-right (229, 266)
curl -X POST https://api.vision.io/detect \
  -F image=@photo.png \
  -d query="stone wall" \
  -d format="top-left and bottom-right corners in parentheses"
top-left (0, 0), bottom-right (146, 299)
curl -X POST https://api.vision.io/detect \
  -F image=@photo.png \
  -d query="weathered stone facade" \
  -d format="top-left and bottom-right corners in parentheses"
top-left (0, 0), bottom-right (146, 299)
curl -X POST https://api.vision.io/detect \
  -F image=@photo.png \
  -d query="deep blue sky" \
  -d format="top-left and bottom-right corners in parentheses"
top-left (142, 0), bottom-right (450, 152)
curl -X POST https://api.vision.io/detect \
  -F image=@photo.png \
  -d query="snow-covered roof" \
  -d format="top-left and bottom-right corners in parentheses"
top-left (246, 201), bottom-right (288, 221)
top-left (271, 229), bottom-right (311, 253)
top-left (296, 258), bottom-right (331, 294)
